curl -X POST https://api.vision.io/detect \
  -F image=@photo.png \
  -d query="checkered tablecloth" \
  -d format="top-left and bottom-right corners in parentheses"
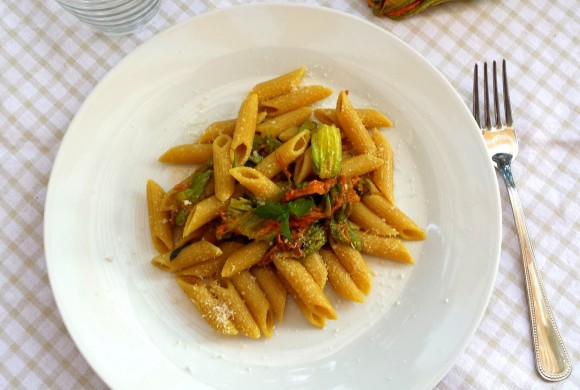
top-left (1, 1), bottom-right (578, 389)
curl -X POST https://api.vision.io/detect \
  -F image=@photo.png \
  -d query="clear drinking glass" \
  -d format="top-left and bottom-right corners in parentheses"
top-left (54, 0), bottom-right (161, 35)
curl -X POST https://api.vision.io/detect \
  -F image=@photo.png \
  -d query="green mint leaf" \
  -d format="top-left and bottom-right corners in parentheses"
top-left (254, 201), bottom-right (287, 220)
top-left (287, 198), bottom-right (315, 217)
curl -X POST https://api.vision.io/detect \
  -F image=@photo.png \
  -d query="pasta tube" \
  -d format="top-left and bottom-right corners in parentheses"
top-left (273, 257), bottom-right (337, 321)
top-left (302, 252), bottom-right (327, 289)
top-left (229, 166), bottom-right (282, 200)
top-left (336, 90), bottom-right (376, 154)
top-left (314, 108), bottom-right (393, 129)
top-left (232, 270), bottom-right (275, 338)
top-left (179, 241), bottom-right (243, 278)
top-left (158, 144), bottom-right (213, 164)
top-left (231, 93), bottom-right (259, 165)
top-left (222, 240), bottom-right (270, 278)
top-left (251, 66), bottom-right (306, 102)
top-left (197, 119), bottom-right (237, 144)
top-left (371, 128), bottom-right (395, 203)
top-left (212, 134), bottom-right (235, 201)
top-left (261, 85), bottom-right (332, 117)
top-left (182, 195), bottom-right (228, 237)
top-left (152, 240), bottom-right (223, 272)
top-left (320, 249), bottom-right (365, 303)
top-left (349, 202), bottom-right (398, 237)
top-left (340, 154), bottom-right (384, 178)
top-left (293, 146), bottom-right (314, 184)
top-left (256, 106), bottom-right (313, 137)
top-left (251, 265), bottom-right (287, 323)
top-left (358, 231), bottom-right (414, 264)
top-left (176, 276), bottom-right (238, 335)
top-left (282, 278), bottom-right (326, 328)
top-left (146, 179), bottom-right (173, 253)
top-left (330, 241), bottom-right (373, 295)
top-left (209, 279), bottom-right (261, 339)
top-left (255, 130), bottom-right (311, 178)
top-left (362, 194), bottom-right (426, 240)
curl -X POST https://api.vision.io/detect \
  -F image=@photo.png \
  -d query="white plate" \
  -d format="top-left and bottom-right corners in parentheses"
top-left (45, 4), bottom-right (501, 390)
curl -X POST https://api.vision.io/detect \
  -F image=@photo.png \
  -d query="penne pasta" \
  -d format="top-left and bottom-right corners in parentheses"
top-left (277, 127), bottom-right (299, 142)
top-left (221, 240), bottom-right (270, 278)
top-left (209, 279), bottom-right (261, 339)
top-left (261, 85), bottom-right (332, 117)
top-left (371, 128), bottom-right (395, 203)
top-left (340, 154), bottom-right (384, 178)
top-left (293, 146), bottom-right (314, 184)
top-left (273, 257), bottom-right (337, 321)
top-left (146, 67), bottom-right (425, 338)
top-left (314, 108), bottom-right (393, 129)
top-left (158, 144), bottom-right (213, 164)
top-left (329, 241), bottom-right (373, 295)
top-left (232, 270), bottom-right (275, 338)
top-left (335, 90), bottom-right (377, 154)
top-left (251, 265), bottom-right (287, 323)
top-left (231, 93), bottom-right (259, 165)
top-left (349, 202), bottom-right (398, 237)
top-left (182, 195), bottom-right (227, 237)
top-left (179, 241), bottom-right (243, 278)
top-left (251, 66), bottom-right (306, 102)
top-left (256, 106), bottom-right (313, 137)
top-left (176, 276), bottom-right (238, 335)
top-left (152, 240), bottom-right (223, 272)
top-left (302, 252), bottom-right (327, 289)
top-left (282, 277), bottom-right (327, 328)
top-left (229, 166), bottom-right (282, 200)
top-left (146, 179), bottom-right (173, 253)
top-left (172, 225), bottom-right (204, 249)
top-left (255, 130), bottom-right (311, 178)
top-left (358, 231), bottom-right (414, 264)
top-left (197, 119), bottom-right (237, 144)
top-left (362, 194), bottom-right (426, 240)
top-left (212, 135), bottom-right (236, 201)
top-left (320, 249), bottom-right (365, 303)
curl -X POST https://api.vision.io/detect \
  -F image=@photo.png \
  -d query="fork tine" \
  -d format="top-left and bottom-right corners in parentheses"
top-left (492, 60), bottom-right (502, 127)
top-left (483, 62), bottom-right (491, 129)
top-left (502, 59), bottom-right (513, 126)
top-left (473, 64), bottom-right (480, 126)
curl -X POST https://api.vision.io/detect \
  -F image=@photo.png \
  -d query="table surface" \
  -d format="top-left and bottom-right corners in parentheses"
top-left (1, 1), bottom-right (578, 389)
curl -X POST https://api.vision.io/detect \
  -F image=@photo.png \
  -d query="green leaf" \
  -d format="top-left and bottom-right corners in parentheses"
top-left (287, 198), bottom-right (315, 217)
top-left (254, 201), bottom-right (287, 220)
top-left (253, 198), bottom-right (315, 241)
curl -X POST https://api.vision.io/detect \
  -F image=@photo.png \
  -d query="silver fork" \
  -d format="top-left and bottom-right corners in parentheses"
top-left (473, 60), bottom-right (572, 381)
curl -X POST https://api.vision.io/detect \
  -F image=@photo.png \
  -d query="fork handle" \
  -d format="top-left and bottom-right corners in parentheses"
top-left (496, 157), bottom-right (572, 381)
